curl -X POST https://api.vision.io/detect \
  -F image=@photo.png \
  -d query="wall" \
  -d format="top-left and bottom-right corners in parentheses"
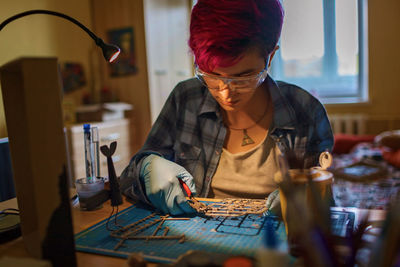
top-left (0, 0), bottom-right (93, 138)
top-left (325, 0), bottom-right (400, 134)
top-left (1, 0), bottom-right (399, 139)
top-left (90, 0), bottom-right (400, 139)
top-left (91, 0), bottom-right (151, 152)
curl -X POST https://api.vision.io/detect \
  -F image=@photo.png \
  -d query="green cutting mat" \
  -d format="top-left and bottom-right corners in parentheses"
top-left (74, 202), bottom-right (287, 264)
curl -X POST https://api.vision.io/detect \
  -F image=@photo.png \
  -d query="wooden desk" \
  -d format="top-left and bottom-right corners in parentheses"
top-left (0, 197), bottom-right (388, 266)
top-left (72, 199), bottom-right (133, 267)
top-left (0, 197), bottom-right (136, 267)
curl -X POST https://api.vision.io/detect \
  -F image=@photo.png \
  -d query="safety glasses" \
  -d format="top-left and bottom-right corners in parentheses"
top-left (195, 65), bottom-right (268, 92)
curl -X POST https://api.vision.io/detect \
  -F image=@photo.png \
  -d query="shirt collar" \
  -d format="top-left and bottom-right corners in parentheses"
top-left (266, 75), bottom-right (297, 130)
top-left (198, 85), bottom-right (221, 117)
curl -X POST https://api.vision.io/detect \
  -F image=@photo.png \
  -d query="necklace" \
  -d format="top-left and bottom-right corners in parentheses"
top-left (227, 103), bottom-right (271, 146)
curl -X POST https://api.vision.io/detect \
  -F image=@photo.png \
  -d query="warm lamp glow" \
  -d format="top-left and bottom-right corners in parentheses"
top-left (109, 50), bottom-right (120, 63)
top-left (97, 40), bottom-right (120, 63)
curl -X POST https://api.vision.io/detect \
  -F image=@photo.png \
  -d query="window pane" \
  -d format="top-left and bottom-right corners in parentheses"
top-left (280, 0), bottom-right (324, 77)
top-left (336, 0), bottom-right (359, 76)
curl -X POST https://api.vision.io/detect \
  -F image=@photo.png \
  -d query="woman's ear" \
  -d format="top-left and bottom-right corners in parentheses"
top-left (268, 45), bottom-right (280, 68)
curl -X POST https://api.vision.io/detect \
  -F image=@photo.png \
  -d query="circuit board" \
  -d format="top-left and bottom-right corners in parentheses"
top-left (74, 202), bottom-right (287, 264)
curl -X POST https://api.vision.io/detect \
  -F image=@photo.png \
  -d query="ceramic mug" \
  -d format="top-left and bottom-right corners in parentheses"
top-left (274, 168), bottom-right (334, 235)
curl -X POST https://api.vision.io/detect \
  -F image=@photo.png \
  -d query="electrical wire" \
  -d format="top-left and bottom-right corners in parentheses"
top-left (0, 208), bottom-right (20, 231)
top-left (106, 206), bottom-right (122, 231)
top-left (0, 208), bottom-right (19, 216)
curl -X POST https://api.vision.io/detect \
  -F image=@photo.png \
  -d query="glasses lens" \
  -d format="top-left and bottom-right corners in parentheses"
top-left (230, 79), bottom-right (258, 91)
top-left (196, 68), bottom-right (267, 91)
top-left (203, 76), bottom-right (222, 89)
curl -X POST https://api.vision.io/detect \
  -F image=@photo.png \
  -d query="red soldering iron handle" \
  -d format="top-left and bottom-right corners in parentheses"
top-left (178, 178), bottom-right (192, 198)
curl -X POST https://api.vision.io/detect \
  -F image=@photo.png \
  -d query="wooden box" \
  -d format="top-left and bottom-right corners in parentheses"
top-left (0, 57), bottom-right (76, 266)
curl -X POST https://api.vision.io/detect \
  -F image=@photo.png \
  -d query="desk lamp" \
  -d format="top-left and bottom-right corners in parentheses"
top-left (0, 10), bottom-right (120, 267)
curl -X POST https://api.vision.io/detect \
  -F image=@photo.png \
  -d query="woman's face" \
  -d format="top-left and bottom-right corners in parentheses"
top-left (208, 49), bottom-right (268, 111)
top-left (206, 48), bottom-right (268, 111)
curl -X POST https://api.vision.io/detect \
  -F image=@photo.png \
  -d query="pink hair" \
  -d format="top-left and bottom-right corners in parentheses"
top-left (189, 0), bottom-right (284, 72)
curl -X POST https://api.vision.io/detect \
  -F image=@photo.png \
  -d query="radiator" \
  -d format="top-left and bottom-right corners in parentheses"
top-left (329, 114), bottom-right (367, 135)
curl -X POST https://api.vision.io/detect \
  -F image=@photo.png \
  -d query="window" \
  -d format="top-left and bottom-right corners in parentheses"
top-left (270, 0), bottom-right (368, 104)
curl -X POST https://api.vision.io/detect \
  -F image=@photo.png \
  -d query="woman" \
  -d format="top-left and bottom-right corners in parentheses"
top-left (120, 0), bottom-right (333, 215)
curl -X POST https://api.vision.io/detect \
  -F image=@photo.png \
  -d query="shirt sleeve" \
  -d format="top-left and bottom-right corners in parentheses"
top-left (276, 81), bottom-right (334, 167)
top-left (305, 97), bottom-right (334, 166)
top-left (310, 100), bottom-right (334, 152)
top-left (119, 85), bottom-right (180, 205)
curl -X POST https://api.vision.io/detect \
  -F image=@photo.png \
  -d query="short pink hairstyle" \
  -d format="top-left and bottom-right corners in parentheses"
top-left (189, 0), bottom-right (284, 72)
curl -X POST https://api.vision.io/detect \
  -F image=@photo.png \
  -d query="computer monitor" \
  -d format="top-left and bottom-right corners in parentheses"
top-left (0, 137), bottom-right (15, 201)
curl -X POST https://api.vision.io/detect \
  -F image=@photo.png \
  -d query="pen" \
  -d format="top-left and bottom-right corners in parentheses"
top-left (91, 126), bottom-right (100, 178)
top-left (83, 124), bottom-right (94, 183)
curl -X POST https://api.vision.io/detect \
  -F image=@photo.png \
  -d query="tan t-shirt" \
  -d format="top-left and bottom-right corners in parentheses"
top-left (208, 134), bottom-right (280, 199)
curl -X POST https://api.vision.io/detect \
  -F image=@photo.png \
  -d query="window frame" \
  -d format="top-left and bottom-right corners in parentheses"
top-left (270, 0), bottom-right (368, 104)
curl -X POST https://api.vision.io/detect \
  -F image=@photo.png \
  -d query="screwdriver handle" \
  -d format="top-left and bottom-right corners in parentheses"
top-left (178, 178), bottom-right (192, 198)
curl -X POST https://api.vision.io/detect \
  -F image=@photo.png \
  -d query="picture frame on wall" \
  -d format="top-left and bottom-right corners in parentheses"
top-left (107, 27), bottom-right (138, 77)
top-left (60, 62), bottom-right (86, 93)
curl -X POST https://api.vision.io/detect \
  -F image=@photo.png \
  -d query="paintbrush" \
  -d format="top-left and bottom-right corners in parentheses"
top-left (277, 135), bottom-right (340, 266)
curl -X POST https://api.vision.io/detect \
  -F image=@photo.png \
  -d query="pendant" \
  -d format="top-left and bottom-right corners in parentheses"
top-left (241, 129), bottom-right (255, 146)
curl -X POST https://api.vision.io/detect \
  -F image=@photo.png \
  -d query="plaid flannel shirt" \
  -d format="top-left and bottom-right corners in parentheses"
top-left (120, 75), bottom-right (334, 205)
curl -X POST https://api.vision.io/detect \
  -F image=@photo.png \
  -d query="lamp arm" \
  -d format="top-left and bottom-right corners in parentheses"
top-left (0, 9), bottom-right (102, 44)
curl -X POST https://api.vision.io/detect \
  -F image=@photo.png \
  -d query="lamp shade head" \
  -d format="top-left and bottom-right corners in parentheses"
top-left (101, 43), bottom-right (120, 63)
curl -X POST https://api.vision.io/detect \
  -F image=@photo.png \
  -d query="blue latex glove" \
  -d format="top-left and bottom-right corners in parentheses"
top-left (140, 154), bottom-right (197, 215)
top-left (266, 189), bottom-right (281, 216)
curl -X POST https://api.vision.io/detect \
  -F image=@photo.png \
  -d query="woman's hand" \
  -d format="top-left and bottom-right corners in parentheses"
top-left (140, 154), bottom-right (197, 215)
top-left (266, 189), bottom-right (281, 216)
